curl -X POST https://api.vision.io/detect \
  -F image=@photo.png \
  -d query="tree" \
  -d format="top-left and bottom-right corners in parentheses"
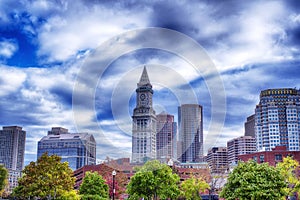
top-left (220, 160), bottom-right (287, 200)
top-left (79, 171), bottom-right (109, 200)
top-left (126, 160), bottom-right (180, 200)
top-left (277, 156), bottom-right (300, 198)
top-left (0, 165), bottom-right (8, 196)
top-left (12, 152), bottom-right (76, 199)
top-left (180, 177), bottom-right (210, 200)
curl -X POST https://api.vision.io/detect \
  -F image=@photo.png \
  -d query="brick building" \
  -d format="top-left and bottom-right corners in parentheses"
top-left (238, 146), bottom-right (300, 166)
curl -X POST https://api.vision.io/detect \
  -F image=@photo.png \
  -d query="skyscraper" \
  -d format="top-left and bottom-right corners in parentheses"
top-left (0, 126), bottom-right (26, 193)
top-left (132, 66), bottom-right (157, 163)
top-left (0, 126), bottom-right (26, 171)
top-left (156, 112), bottom-right (177, 163)
top-left (255, 88), bottom-right (300, 151)
top-left (244, 114), bottom-right (255, 137)
top-left (37, 127), bottom-right (96, 170)
top-left (178, 104), bottom-right (203, 163)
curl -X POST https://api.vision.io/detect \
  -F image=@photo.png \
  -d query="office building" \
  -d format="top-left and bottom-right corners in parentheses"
top-left (178, 104), bottom-right (203, 163)
top-left (245, 114), bottom-right (255, 137)
top-left (206, 147), bottom-right (228, 174)
top-left (227, 136), bottom-right (256, 166)
top-left (37, 127), bottom-right (96, 170)
top-left (156, 112), bottom-right (177, 163)
top-left (132, 67), bottom-right (157, 163)
top-left (0, 126), bottom-right (26, 193)
top-left (255, 88), bottom-right (300, 151)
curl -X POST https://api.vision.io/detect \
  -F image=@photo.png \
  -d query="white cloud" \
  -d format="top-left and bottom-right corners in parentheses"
top-left (36, 1), bottom-right (150, 62)
top-left (0, 66), bottom-right (26, 96)
top-left (0, 39), bottom-right (18, 58)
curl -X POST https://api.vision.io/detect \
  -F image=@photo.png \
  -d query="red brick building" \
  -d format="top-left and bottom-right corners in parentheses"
top-left (238, 146), bottom-right (300, 166)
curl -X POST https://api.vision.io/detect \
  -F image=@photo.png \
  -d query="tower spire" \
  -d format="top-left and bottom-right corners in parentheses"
top-left (138, 66), bottom-right (151, 86)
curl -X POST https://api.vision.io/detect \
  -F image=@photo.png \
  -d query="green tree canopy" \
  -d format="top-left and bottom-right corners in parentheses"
top-left (12, 152), bottom-right (76, 199)
top-left (126, 160), bottom-right (180, 200)
top-left (220, 160), bottom-right (287, 200)
top-left (79, 171), bottom-right (109, 200)
top-left (0, 165), bottom-right (8, 196)
top-left (180, 176), bottom-right (210, 200)
top-left (277, 156), bottom-right (300, 197)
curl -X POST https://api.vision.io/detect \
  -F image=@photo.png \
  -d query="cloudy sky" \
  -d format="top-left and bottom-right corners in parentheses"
top-left (1, 0), bottom-right (300, 165)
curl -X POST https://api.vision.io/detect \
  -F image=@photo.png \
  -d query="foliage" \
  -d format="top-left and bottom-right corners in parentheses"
top-left (277, 156), bottom-right (300, 197)
top-left (180, 177), bottom-right (210, 200)
top-left (57, 190), bottom-right (80, 200)
top-left (12, 152), bottom-right (76, 199)
top-left (0, 165), bottom-right (8, 196)
top-left (79, 171), bottom-right (109, 200)
top-left (220, 160), bottom-right (287, 200)
top-left (126, 160), bottom-right (180, 200)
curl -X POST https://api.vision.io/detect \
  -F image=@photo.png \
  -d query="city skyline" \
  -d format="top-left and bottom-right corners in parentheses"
top-left (1, 0), bottom-right (300, 165)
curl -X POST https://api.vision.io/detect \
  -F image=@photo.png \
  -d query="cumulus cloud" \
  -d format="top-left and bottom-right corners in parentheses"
top-left (0, 39), bottom-right (18, 59)
top-left (1, 0), bottom-right (300, 162)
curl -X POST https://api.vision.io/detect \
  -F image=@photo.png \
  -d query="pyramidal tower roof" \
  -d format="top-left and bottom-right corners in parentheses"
top-left (138, 66), bottom-right (151, 86)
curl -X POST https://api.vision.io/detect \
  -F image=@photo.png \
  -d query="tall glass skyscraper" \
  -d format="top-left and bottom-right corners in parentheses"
top-left (156, 112), bottom-right (177, 163)
top-left (255, 88), bottom-right (300, 151)
top-left (178, 104), bottom-right (203, 163)
top-left (37, 127), bottom-right (96, 170)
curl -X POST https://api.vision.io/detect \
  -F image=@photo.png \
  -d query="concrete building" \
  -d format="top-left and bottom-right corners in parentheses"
top-left (156, 112), bottom-right (177, 163)
top-left (255, 88), bottom-right (300, 151)
top-left (245, 114), bottom-right (255, 137)
top-left (239, 146), bottom-right (300, 166)
top-left (37, 127), bottom-right (96, 170)
top-left (206, 147), bottom-right (228, 174)
top-left (132, 67), bottom-right (157, 163)
top-left (0, 126), bottom-right (26, 193)
top-left (178, 104), bottom-right (203, 163)
top-left (227, 136), bottom-right (256, 166)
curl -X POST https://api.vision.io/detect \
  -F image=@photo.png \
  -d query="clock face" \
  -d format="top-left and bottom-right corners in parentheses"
top-left (140, 93), bottom-right (146, 101)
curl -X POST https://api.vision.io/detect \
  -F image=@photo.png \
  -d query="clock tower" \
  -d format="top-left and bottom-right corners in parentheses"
top-left (131, 66), bottom-right (157, 163)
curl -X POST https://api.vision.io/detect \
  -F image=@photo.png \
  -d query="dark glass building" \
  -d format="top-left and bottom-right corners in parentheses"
top-left (37, 127), bottom-right (96, 170)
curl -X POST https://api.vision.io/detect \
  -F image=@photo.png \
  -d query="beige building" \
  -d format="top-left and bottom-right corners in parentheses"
top-left (206, 147), bottom-right (228, 174)
top-left (227, 136), bottom-right (256, 166)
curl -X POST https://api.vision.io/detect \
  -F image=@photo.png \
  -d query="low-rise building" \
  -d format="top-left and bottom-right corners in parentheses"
top-left (238, 145), bottom-right (300, 166)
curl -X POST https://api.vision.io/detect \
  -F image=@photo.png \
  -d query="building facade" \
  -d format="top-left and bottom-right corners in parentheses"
top-left (255, 88), bottom-right (300, 151)
top-left (227, 136), bottom-right (256, 166)
top-left (156, 112), bottom-right (177, 163)
top-left (238, 146), bottom-right (300, 166)
top-left (0, 126), bottom-right (26, 193)
top-left (178, 104), bottom-right (203, 163)
top-left (206, 147), bottom-right (228, 174)
top-left (132, 67), bottom-right (157, 163)
top-left (37, 127), bottom-right (96, 170)
top-left (245, 114), bottom-right (255, 137)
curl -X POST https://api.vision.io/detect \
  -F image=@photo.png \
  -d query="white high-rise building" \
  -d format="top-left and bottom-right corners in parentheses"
top-left (178, 104), bottom-right (203, 163)
top-left (131, 67), bottom-right (157, 163)
top-left (255, 88), bottom-right (300, 151)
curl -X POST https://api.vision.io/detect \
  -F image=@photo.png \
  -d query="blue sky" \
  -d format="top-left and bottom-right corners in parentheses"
top-left (0, 0), bottom-right (300, 164)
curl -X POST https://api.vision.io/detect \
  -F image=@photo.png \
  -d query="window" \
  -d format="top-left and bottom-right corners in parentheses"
top-left (259, 155), bottom-right (264, 163)
top-left (275, 154), bottom-right (282, 161)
